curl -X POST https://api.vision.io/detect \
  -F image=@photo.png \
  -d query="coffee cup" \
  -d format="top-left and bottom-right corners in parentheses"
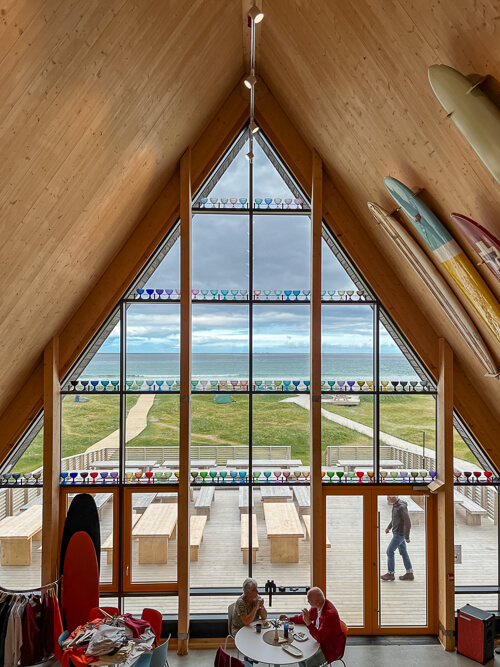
top-left (255, 623), bottom-right (262, 633)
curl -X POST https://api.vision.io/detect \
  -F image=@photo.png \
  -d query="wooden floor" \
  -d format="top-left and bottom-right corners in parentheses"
top-left (0, 490), bottom-right (497, 625)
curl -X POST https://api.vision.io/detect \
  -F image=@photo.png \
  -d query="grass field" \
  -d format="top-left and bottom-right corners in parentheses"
top-left (12, 392), bottom-right (478, 473)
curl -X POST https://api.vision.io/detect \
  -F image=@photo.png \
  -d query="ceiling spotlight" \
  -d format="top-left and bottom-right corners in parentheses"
top-left (248, 5), bottom-right (264, 23)
top-left (245, 151), bottom-right (254, 161)
top-left (244, 73), bottom-right (257, 89)
top-left (249, 120), bottom-right (259, 134)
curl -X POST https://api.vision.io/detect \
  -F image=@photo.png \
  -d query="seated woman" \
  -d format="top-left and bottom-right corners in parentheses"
top-left (231, 578), bottom-right (268, 636)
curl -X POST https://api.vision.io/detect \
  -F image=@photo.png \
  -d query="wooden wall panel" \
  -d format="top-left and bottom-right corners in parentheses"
top-left (0, 0), bottom-right (244, 415)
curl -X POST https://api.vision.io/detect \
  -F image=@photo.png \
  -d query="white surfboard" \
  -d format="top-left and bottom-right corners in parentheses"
top-left (368, 202), bottom-right (498, 377)
top-left (428, 64), bottom-right (500, 185)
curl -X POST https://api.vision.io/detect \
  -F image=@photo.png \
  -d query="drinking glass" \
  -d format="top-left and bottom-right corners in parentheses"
top-left (327, 471), bottom-right (335, 483)
top-left (263, 471), bottom-right (272, 482)
top-left (390, 471), bottom-right (398, 483)
top-left (293, 290), bottom-right (301, 301)
top-left (400, 471), bottom-right (409, 483)
top-left (192, 289), bottom-right (199, 300)
top-left (230, 471), bottom-right (238, 483)
top-left (283, 471), bottom-right (291, 481)
top-left (100, 472), bottom-right (109, 484)
top-left (420, 471), bottom-right (428, 482)
top-left (337, 290), bottom-right (345, 300)
top-left (221, 198), bottom-right (228, 208)
top-left (23, 472), bottom-right (32, 484)
top-left (484, 471), bottom-right (493, 483)
top-left (265, 198), bottom-right (272, 209)
top-left (274, 471), bottom-right (282, 482)
top-left (264, 290), bottom-right (272, 300)
top-left (346, 290), bottom-right (354, 300)
top-left (294, 471), bottom-right (302, 482)
top-left (200, 472), bottom-right (208, 483)
top-left (174, 472), bottom-right (180, 481)
top-left (328, 290), bottom-right (336, 300)
top-left (210, 471), bottom-right (218, 483)
top-left (221, 290), bottom-right (229, 300)
top-left (254, 290), bottom-right (261, 300)
top-left (356, 471), bottom-right (364, 483)
top-left (164, 471), bottom-right (172, 482)
top-left (367, 471), bottom-right (375, 482)
top-left (473, 471), bottom-right (482, 482)
top-left (303, 290), bottom-right (310, 301)
top-left (255, 198), bottom-right (262, 209)
top-left (90, 472), bottom-right (98, 484)
top-left (410, 471), bottom-right (419, 482)
top-left (357, 290), bottom-right (365, 300)
top-left (230, 198), bottom-right (238, 208)
top-left (336, 471), bottom-right (344, 482)
top-left (33, 472), bottom-right (42, 484)
top-left (284, 198), bottom-right (292, 208)
top-left (136, 289), bottom-right (144, 299)
top-left (239, 198), bottom-right (247, 208)
top-left (429, 471), bottom-right (437, 482)
top-left (284, 290), bottom-right (292, 300)
top-left (155, 472), bottom-right (163, 484)
top-left (135, 472), bottom-right (143, 484)
top-left (145, 472), bottom-right (153, 484)
top-left (210, 197), bottom-right (218, 207)
top-left (294, 198), bottom-right (302, 208)
top-left (253, 471), bottom-right (261, 482)
top-left (380, 381), bottom-right (389, 392)
top-left (60, 472), bottom-right (68, 484)
top-left (240, 290), bottom-right (248, 300)
top-left (210, 290), bottom-right (218, 300)
top-left (220, 471), bottom-right (227, 483)
top-left (239, 472), bottom-right (247, 483)
top-left (347, 472), bottom-right (355, 483)
top-left (464, 472), bottom-right (472, 482)
top-left (274, 290), bottom-right (282, 300)
top-left (274, 198), bottom-right (282, 208)
top-left (191, 471), bottom-right (198, 483)
top-left (200, 197), bottom-right (208, 208)
top-left (231, 290), bottom-right (239, 300)
top-left (156, 289), bottom-right (164, 299)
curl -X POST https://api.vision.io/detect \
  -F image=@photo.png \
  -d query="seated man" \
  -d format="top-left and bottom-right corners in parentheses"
top-left (282, 587), bottom-right (345, 667)
top-left (230, 577), bottom-right (268, 637)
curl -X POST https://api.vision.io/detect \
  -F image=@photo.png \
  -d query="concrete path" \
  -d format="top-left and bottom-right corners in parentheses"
top-left (281, 394), bottom-right (436, 459)
top-left (86, 393), bottom-right (155, 451)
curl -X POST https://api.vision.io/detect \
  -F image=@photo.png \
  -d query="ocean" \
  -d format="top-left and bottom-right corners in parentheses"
top-left (80, 353), bottom-right (419, 382)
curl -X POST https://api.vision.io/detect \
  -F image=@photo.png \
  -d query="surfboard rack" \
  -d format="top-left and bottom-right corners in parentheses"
top-left (466, 75), bottom-right (488, 95)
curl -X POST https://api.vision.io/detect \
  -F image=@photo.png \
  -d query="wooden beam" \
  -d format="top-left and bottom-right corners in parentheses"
top-left (177, 148), bottom-right (192, 655)
top-left (436, 338), bottom-right (455, 651)
top-left (0, 86), bottom-right (248, 464)
top-left (310, 150), bottom-right (325, 590)
top-left (42, 337), bottom-right (60, 585)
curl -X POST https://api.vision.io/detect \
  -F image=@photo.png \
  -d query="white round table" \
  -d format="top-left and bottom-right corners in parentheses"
top-left (234, 621), bottom-right (319, 666)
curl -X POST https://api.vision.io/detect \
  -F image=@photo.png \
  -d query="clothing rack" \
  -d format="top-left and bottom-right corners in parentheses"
top-left (0, 578), bottom-right (60, 595)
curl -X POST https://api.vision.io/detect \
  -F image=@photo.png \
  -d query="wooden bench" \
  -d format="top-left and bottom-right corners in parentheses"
top-left (133, 493), bottom-right (155, 514)
top-left (195, 486), bottom-right (215, 520)
top-left (239, 486), bottom-right (254, 514)
top-left (260, 486), bottom-right (292, 502)
top-left (0, 506), bottom-right (43, 566)
top-left (23, 492), bottom-right (113, 516)
top-left (241, 514), bottom-right (259, 564)
top-left (190, 515), bottom-right (207, 561)
top-left (293, 486), bottom-right (310, 515)
top-left (101, 513), bottom-right (142, 564)
top-left (302, 515), bottom-right (331, 548)
top-left (133, 504), bottom-right (178, 564)
top-left (406, 497), bottom-right (425, 525)
top-left (454, 489), bottom-right (488, 525)
top-left (157, 492), bottom-right (179, 503)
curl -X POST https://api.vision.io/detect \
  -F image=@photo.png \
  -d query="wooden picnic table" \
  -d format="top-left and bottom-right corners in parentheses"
top-left (260, 486), bottom-right (293, 502)
top-left (263, 502), bottom-right (303, 563)
top-left (225, 459), bottom-right (303, 469)
top-left (337, 459), bottom-right (403, 472)
top-left (132, 504), bottom-right (177, 564)
top-left (157, 460), bottom-right (216, 469)
top-left (0, 506), bottom-right (43, 566)
top-left (89, 460), bottom-right (158, 472)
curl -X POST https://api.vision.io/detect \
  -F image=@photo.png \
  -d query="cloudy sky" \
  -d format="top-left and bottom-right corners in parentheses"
top-left (100, 140), bottom-right (401, 356)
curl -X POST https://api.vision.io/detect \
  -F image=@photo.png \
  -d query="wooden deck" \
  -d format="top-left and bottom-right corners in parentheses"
top-left (0, 490), bottom-right (497, 625)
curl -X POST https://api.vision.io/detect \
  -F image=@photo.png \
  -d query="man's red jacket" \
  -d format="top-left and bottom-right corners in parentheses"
top-left (289, 600), bottom-right (345, 664)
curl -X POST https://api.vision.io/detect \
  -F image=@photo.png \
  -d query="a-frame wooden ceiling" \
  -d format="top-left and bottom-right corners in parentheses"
top-left (1, 0), bottom-right (500, 462)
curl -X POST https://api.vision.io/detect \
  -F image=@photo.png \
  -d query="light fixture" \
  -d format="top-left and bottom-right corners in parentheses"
top-left (248, 5), bottom-right (264, 23)
top-left (249, 120), bottom-right (259, 134)
top-left (245, 151), bottom-right (254, 162)
top-left (244, 73), bottom-right (257, 89)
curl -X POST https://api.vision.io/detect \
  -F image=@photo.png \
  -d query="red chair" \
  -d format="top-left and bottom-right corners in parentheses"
top-left (328, 620), bottom-right (349, 667)
top-left (89, 606), bottom-right (120, 621)
top-left (142, 608), bottom-right (162, 645)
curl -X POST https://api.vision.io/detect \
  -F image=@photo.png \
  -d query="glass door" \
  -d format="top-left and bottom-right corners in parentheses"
top-left (377, 492), bottom-right (433, 628)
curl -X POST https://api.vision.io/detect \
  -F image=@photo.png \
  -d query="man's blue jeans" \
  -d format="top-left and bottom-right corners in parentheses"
top-left (387, 533), bottom-right (412, 573)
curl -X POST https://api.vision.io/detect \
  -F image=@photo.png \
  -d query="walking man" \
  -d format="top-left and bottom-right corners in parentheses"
top-left (380, 495), bottom-right (414, 581)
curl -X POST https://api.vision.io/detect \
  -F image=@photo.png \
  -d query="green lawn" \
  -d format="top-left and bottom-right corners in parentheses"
top-left (12, 392), bottom-right (478, 472)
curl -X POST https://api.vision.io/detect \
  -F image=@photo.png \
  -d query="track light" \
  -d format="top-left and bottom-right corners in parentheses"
top-left (244, 73), bottom-right (257, 89)
top-left (245, 151), bottom-right (254, 162)
top-left (248, 5), bottom-right (264, 23)
top-left (249, 120), bottom-right (259, 134)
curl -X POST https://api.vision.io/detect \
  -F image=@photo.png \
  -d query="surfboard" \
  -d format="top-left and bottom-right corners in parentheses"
top-left (61, 531), bottom-right (99, 632)
top-left (368, 202), bottom-right (498, 377)
top-left (384, 177), bottom-right (500, 349)
top-left (60, 493), bottom-right (101, 577)
top-left (451, 213), bottom-right (500, 282)
top-left (428, 64), bottom-right (500, 185)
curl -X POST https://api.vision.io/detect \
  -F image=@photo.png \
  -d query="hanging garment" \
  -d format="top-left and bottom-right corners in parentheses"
top-left (20, 596), bottom-right (44, 666)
